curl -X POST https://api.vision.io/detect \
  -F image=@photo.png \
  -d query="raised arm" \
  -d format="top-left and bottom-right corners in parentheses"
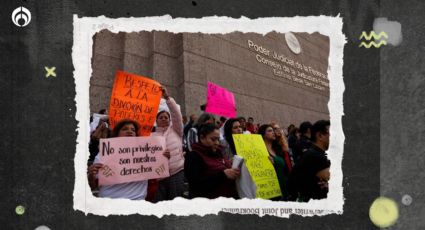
top-left (162, 87), bottom-right (183, 136)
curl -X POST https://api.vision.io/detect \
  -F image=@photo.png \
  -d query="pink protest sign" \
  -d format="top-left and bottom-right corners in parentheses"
top-left (205, 82), bottom-right (236, 118)
top-left (98, 136), bottom-right (170, 186)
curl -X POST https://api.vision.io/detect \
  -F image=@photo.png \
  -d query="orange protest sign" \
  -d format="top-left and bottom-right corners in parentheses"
top-left (108, 71), bottom-right (162, 136)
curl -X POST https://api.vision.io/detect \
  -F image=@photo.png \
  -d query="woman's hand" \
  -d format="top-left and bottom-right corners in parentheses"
top-left (268, 155), bottom-right (275, 164)
top-left (91, 121), bottom-right (109, 140)
top-left (316, 167), bottom-right (330, 182)
top-left (160, 86), bottom-right (170, 99)
top-left (88, 163), bottom-right (103, 177)
top-left (87, 163), bottom-right (103, 190)
top-left (224, 168), bottom-right (241, 180)
top-left (318, 180), bottom-right (329, 190)
top-left (163, 150), bottom-right (171, 159)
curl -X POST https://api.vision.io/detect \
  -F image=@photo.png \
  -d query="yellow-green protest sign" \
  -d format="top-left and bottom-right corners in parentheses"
top-left (232, 134), bottom-right (282, 199)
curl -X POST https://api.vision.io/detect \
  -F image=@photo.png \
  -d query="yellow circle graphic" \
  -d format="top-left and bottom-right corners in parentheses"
top-left (15, 205), bottom-right (25, 215)
top-left (369, 197), bottom-right (399, 228)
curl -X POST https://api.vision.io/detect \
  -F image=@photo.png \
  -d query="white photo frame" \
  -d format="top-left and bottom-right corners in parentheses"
top-left (72, 15), bottom-right (346, 217)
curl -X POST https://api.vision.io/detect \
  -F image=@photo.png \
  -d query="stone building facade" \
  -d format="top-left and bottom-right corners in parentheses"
top-left (90, 30), bottom-right (330, 127)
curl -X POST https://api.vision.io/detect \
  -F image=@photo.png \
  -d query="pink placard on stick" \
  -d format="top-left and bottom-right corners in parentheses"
top-left (98, 136), bottom-right (169, 186)
top-left (205, 82), bottom-right (236, 118)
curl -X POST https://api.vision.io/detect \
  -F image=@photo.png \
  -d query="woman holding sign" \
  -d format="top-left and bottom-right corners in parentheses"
top-left (222, 118), bottom-right (243, 159)
top-left (184, 123), bottom-right (240, 199)
top-left (88, 119), bottom-right (149, 200)
top-left (151, 87), bottom-right (186, 202)
top-left (258, 124), bottom-right (291, 201)
top-left (222, 118), bottom-right (256, 199)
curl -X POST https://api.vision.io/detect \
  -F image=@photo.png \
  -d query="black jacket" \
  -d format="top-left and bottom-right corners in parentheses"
top-left (293, 135), bottom-right (312, 165)
top-left (289, 144), bottom-right (330, 201)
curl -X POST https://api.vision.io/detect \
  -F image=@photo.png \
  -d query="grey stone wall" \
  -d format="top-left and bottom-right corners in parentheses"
top-left (90, 30), bottom-right (330, 127)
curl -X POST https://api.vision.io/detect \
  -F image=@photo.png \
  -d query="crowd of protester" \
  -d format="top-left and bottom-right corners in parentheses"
top-left (87, 87), bottom-right (331, 202)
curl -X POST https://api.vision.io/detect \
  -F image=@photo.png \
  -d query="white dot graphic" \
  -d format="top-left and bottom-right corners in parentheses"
top-left (34, 226), bottom-right (51, 230)
top-left (402, 194), bottom-right (412, 206)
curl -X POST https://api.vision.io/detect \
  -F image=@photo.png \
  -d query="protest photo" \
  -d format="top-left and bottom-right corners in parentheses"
top-left (72, 14), bottom-right (346, 217)
top-left (85, 29), bottom-right (333, 204)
